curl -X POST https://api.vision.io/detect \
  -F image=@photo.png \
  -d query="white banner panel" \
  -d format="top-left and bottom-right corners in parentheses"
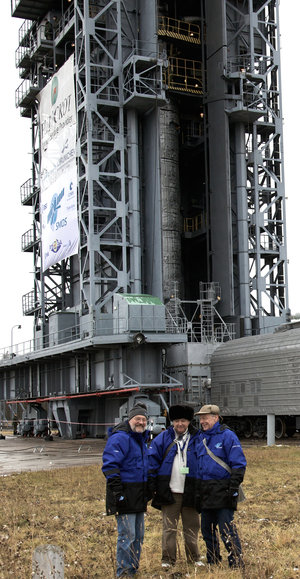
top-left (38, 56), bottom-right (78, 271)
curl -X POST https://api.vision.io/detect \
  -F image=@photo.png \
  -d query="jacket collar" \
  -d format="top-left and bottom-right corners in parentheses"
top-left (169, 423), bottom-right (198, 439)
top-left (111, 420), bottom-right (149, 440)
top-left (201, 420), bottom-right (220, 436)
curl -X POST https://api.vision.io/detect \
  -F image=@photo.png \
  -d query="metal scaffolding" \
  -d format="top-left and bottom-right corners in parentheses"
top-left (0, 0), bottom-right (289, 435)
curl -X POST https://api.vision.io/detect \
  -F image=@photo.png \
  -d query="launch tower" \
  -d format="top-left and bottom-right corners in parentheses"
top-left (1, 0), bottom-right (288, 436)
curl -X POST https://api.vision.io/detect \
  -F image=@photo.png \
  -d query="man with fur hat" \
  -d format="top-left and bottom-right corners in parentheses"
top-left (102, 402), bottom-right (150, 578)
top-left (148, 404), bottom-right (203, 569)
top-left (195, 404), bottom-right (246, 569)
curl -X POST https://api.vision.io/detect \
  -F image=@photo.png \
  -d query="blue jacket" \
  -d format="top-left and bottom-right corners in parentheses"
top-left (102, 420), bottom-right (149, 515)
top-left (196, 422), bottom-right (246, 510)
top-left (148, 424), bottom-right (199, 509)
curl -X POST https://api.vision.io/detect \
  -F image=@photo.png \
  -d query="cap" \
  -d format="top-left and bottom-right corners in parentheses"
top-left (169, 404), bottom-right (194, 422)
top-left (195, 404), bottom-right (220, 416)
top-left (128, 402), bottom-right (148, 421)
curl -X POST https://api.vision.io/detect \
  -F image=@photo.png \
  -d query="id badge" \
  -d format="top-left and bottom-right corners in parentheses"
top-left (180, 466), bottom-right (189, 474)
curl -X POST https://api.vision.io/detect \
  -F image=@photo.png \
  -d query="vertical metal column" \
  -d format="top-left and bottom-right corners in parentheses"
top-left (235, 123), bottom-right (251, 335)
top-left (160, 101), bottom-right (183, 302)
top-left (127, 109), bottom-right (142, 294)
top-left (205, 0), bottom-right (234, 318)
top-left (84, 0), bottom-right (95, 313)
top-left (267, 414), bottom-right (275, 446)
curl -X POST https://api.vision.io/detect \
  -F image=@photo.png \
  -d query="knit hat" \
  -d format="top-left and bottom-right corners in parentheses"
top-left (128, 402), bottom-right (148, 420)
top-left (195, 404), bottom-right (220, 415)
top-left (169, 404), bottom-right (194, 422)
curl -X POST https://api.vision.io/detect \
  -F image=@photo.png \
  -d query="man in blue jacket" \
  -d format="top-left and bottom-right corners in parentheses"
top-left (148, 404), bottom-right (204, 569)
top-left (102, 402), bottom-right (150, 578)
top-left (195, 404), bottom-right (247, 569)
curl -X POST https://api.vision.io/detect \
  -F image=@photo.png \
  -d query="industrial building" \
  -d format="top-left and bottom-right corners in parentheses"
top-left (0, 0), bottom-right (289, 437)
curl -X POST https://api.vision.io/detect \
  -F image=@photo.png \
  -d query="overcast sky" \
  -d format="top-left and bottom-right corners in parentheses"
top-left (0, 3), bottom-right (298, 351)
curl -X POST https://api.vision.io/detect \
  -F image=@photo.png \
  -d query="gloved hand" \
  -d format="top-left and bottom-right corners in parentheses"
top-left (114, 489), bottom-right (125, 501)
top-left (195, 495), bottom-right (201, 513)
top-left (228, 485), bottom-right (239, 508)
top-left (117, 494), bottom-right (125, 502)
top-left (107, 477), bottom-right (126, 506)
top-left (115, 493), bottom-right (128, 511)
top-left (229, 468), bottom-right (245, 508)
top-left (147, 477), bottom-right (157, 501)
top-left (195, 481), bottom-right (203, 513)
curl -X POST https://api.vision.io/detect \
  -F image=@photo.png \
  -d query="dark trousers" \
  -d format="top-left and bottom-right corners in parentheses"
top-left (201, 508), bottom-right (243, 567)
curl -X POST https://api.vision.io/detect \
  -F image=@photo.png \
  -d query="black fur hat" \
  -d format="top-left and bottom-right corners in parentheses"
top-left (169, 404), bottom-right (194, 422)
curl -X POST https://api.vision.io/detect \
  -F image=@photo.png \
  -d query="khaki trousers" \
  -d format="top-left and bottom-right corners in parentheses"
top-left (161, 492), bottom-right (200, 564)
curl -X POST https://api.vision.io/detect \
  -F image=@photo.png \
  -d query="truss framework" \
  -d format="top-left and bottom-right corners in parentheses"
top-left (226, 0), bottom-right (288, 328)
top-left (75, 0), bottom-right (166, 315)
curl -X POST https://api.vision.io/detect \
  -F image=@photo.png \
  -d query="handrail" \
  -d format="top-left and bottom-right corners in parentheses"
top-left (0, 312), bottom-right (187, 362)
top-left (158, 16), bottom-right (201, 44)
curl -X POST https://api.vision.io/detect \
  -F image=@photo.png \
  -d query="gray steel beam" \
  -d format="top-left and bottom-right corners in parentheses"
top-left (127, 109), bottom-right (142, 294)
top-left (235, 123), bottom-right (252, 334)
top-left (267, 414), bottom-right (275, 446)
top-left (205, 0), bottom-right (234, 317)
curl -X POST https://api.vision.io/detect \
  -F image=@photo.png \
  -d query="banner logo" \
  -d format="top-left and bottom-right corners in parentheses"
top-left (50, 239), bottom-right (62, 254)
top-left (51, 76), bottom-right (58, 106)
top-left (47, 189), bottom-right (64, 229)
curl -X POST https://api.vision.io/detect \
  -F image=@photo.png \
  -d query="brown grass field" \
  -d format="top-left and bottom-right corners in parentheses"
top-left (0, 444), bottom-right (299, 578)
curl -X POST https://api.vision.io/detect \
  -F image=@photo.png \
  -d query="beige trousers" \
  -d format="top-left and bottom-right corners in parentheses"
top-left (161, 492), bottom-right (200, 564)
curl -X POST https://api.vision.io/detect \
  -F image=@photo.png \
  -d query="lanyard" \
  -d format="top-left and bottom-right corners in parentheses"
top-left (175, 432), bottom-right (190, 466)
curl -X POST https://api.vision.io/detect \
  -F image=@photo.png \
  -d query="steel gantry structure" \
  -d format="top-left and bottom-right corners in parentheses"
top-left (206, 0), bottom-right (288, 334)
top-left (0, 0), bottom-right (289, 436)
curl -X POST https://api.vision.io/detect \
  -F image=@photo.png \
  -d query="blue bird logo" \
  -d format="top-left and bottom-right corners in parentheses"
top-left (47, 189), bottom-right (64, 228)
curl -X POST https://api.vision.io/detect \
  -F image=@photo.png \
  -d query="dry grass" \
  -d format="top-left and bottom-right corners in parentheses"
top-left (1, 445), bottom-right (300, 578)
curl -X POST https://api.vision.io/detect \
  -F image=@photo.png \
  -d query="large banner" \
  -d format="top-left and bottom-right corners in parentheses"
top-left (38, 56), bottom-right (78, 272)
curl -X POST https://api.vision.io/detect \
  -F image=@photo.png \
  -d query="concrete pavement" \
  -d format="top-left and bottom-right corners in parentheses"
top-left (0, 435), bottom-right (105, 475)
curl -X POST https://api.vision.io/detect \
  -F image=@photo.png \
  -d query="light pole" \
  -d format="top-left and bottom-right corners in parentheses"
top-left (11, 324), bottom-right (21, 356)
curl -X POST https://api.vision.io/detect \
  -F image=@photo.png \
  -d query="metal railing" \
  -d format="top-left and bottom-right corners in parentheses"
top-left (123, 55), bottom-right (165, 104)
top-left (54, 3), bottom-right (75, 39)
top-left (15, 78), bottom-right (40, 109)
top-left (18, 19), bottom-right (34, 46)
top-left (158, 16), bottom-right (201, 45)
top-left (20, 177), bottom-right (38, 204)
top-left (2, 290), bottom-right (236, 362)
top-left (21, 229), bottom-right (40, 251)
top-left (22, 291), bottom-right (40, 316)
top-left (184, 213), bottom-right (206, 234)
top-left (0, 312), bottom-right (188, 363)
top-left (191, 322), bottom-right (236, 343)
top-left (164, 57), bottom-right (204, 94)
top-left (15, 45), bottom-right (31, 68)
top-left (226, 54), bottom-right (273, 77)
